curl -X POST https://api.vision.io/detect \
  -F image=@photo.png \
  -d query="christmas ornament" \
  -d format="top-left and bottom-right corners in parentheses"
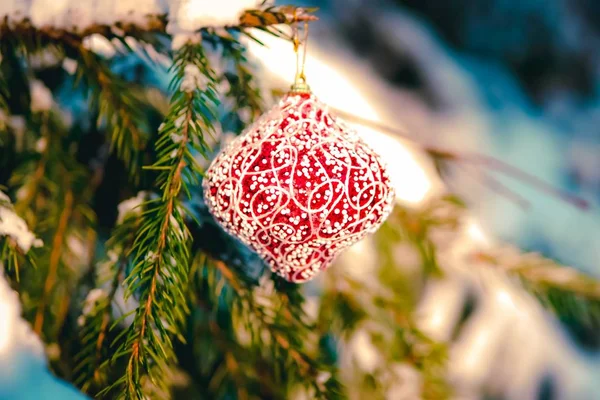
top-left (203, 19), bottom-right (395, 282)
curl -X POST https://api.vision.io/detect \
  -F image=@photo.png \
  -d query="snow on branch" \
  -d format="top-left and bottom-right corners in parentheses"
top-left (0, 0), bottom-right (317, 40)
top-left (0, 190), bottom-right (43, 254)
top-left (0, 272), bottom-right (86, 399)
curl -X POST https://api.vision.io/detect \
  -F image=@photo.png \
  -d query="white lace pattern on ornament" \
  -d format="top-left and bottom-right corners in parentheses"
top-left (204, 94), bottom-right (395, 282)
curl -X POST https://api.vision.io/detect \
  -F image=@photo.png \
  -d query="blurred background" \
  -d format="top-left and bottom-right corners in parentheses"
top-left (249, 0), bottom-right (600, 399)
top-left (276, 0), bottom-right (600, 274)
top-left (0, 0), bottom-right (599, 399)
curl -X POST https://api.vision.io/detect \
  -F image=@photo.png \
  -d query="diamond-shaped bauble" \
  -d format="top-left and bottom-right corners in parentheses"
top-left (203, 92), bottom-right (395, 282)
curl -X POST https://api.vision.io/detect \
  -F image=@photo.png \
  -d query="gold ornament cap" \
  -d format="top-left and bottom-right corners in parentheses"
top-left (290, 80), bottom-right (311, 94)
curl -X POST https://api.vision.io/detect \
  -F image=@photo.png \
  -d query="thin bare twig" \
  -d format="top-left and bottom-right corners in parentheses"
top-left (455, 164), bottom-right (531, 210)
top-left (333, 107), bottom-right (589, 211)
top-left (34, 188), bottom-right (74, 334)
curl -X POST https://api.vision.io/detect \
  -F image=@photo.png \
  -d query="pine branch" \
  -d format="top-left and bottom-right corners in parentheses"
top-left (75, 212), bottom-right (141, 394)
top-left (0, 68), bottom-right (9, 120)
top-left (320, 266), bottom-right (450, 400)
top-left (470, 247), bottom-right (600, 345)
top-left (13, 113), bottom-right (51, 219)
top-left (33, 187), bottom-right (73, 334)
top-left (472, 249), bottom-right (600, 301)
top-left (7, 103), bottom-right (96, 341)
top-left (238, 6), bottom-right (318, 28)
top-left (416, 196), bottom-right (600, 311)
top-left (0, 237), bottom-right (20, 277)
top-left (0, 190), bottom-right (41, 279)
top-left (185, 259), bottom-right (286, 399)
top-left (106, 42), bottom-right (217, 399)
top-left (0, 7), bottom-right (317, 42)
top-left (1, 26), bottom-right (150, 178)
top-left (0, 4), bottom-right (316, 180)
top-left (331, 108), bottom-right (589, 211)
top-left (208, 259), bottom-right (344, 399)
top-left (313, 200), bottom-right (462, 399)
top-left (218, 35), bottom-right (265, 123)
top-left (74, 48), bottom-right (148, 177)
top-left (416, 195), bottom-right (600, 348)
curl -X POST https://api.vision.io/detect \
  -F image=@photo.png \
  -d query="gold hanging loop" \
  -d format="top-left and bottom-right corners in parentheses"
top-left (291, 8), bottom-right (311, 93)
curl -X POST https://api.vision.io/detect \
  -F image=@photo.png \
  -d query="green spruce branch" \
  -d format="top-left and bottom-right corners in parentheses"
top-left (105, 41), bottom-right (217, 399)
top-left (0, 68), bottom-right (9, 122)
top-left (75, 211), bottom-right (142, 394)
top-left (0, 235), bottom-right (21, 278)
top-left (420, 196), bottom-right (600, 319)
top-left (0, 7), bottom-right (317, 42)
top-left (217, 34), bottom-right (265, 123)
top-left (471, 247), bottom-right (600, 345)
top-left (33, 186), bottom-right (73, 334)
top-left (471, 249), bottom-right (600, 301)
top-left (0, 190), bottom-right (40, 280)
top-left (320, 266), bottom-right (450, 400)
top-left (1, 24), bottom-right (151, 178)
top-left (7, 106), bottom-right (96, 340)
top-left (204, 258), bottom-right (344, 400)
top-left (75, 48), bottom-right (149, 177)
top-left (13, 116), bottom-right (51, 220)
top-left (410, 196), bottom-right (600, 347)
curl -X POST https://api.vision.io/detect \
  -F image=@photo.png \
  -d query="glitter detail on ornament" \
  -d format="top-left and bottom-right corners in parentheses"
top-left (203, 92), bottom-right (395, 282)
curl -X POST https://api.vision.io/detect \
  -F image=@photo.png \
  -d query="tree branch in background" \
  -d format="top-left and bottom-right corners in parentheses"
top-left (218, 35), bottom-right (265, 123)
top-left (75, 48), bottom-right (148, 178)
top-left (33, 187), bottom-right (73, 334)
top-left (0, 7), bottom-right (317, 42)
top-left (0, 2), bottom-right (598, 400)
top-left (105, 42), bottom-right (218, 399)
top-left (471, 247), bottom-right (600, 348)
top-left (202, 257), bottom-right (344, 399)
top-left (74, 211), bottom-right (141, 394)
top-left (332, 108), bottom-right (589, 211)
top-left (0, 190), bottom-right (41, 281)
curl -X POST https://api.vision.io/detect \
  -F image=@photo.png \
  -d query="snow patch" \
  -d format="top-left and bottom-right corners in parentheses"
top-left (174, 114), bottom-right (186, 128)
top-left (82, 288), bottom-right (107, 316)
top-left (28, 49), bottom-right (62, 69)
top-left (45, 343), bottom-right (61, 361)
top-left (35, 137), bottom-right (47, 153)
top-left (0, 0), bottom-right (30, 25)
top-left (0, 272), bottom-right (44, 360)
top-left (0, 272), bottom-right (86, 399)
top-left (66, 235), bottom-right (87, 261)
top-left (170, 132), bottom-right (184, 143)
top-left (3, 0), bottom-right (165, 30)
top-left (180, 64), bottom-right (209, 92)
top-left (0, 192), bottom-right (43, 253)
top-left (171, 32), bottom-right (202, 51)
top-left (167, 0), bottom-right (263, 34)
top-left (348, 328), bottom-right (381, 373)
top-left (62, 58), bottom-right (77, 75)
top-left (83, 34), bottom-right (116, 58)
top-left (29, 80), bottom-right (53, 113)
top-left (116, 191), bottom-right (146, 224)
top-left (2, 0), bottom-right (264, 33)
top-left (113, 285), bottom-right (138, 326)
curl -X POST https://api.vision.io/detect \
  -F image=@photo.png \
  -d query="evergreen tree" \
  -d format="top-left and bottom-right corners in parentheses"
top-left (0, 2), bottom-right (598, 399)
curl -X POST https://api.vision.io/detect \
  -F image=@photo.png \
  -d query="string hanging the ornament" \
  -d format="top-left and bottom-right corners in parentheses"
top-left (291, 10), bottom-right (310, 93)
top-left (204, 11), bottom-right (395, 282)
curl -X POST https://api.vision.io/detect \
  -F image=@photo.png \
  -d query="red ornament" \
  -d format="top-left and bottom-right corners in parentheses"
top-left (203, 92), bottom-right (395, 282)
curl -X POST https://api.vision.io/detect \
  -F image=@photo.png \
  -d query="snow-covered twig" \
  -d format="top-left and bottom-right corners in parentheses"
top-left (0, 3), bottom-right (317, 42)
top-left (0, 191), bottom-right (43, 254)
